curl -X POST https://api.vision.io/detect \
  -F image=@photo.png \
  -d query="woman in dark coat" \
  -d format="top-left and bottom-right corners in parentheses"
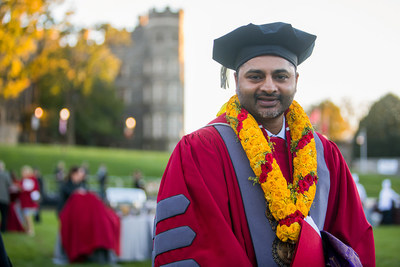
top-left (57, 166), bottom-right (87, 214)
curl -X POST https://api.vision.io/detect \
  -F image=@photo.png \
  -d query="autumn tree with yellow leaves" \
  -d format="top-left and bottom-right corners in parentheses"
top-left (308, 100), bottom-right (351, 142)
top-left (1, 0), bottom-right (131, 145)
top-left (0, 0), bottom-right (58, 143)
top-left (0, 0), bottom-right (50, 98)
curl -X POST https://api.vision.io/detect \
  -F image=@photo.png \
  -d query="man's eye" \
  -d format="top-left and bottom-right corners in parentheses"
top-left (275, 74), bottom-right (289, 80)
top-left (248, 75), bottom-right (262, 80)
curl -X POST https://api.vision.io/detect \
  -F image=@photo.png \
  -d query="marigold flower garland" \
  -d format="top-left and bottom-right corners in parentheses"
top-left (225, 94), bottom-right (318, 243)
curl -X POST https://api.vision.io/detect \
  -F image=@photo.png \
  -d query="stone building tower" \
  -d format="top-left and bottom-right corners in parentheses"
top-left (113, 7), bottom-right (184, 151)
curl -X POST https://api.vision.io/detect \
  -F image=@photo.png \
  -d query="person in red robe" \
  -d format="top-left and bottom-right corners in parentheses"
top-left (55, 166), bottom-right (120, 264)
top-left (59, 192), bottom-right (120, 263)
top-left (153, 22), bottom-right (375, 267)
top-left (6, 171), bottom-right (25, 232)
top-left (19, 165), bottom-right (40, 236)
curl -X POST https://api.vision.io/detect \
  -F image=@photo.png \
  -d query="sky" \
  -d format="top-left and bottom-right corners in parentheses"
top-left (53, 0), bottom-right (400, 134)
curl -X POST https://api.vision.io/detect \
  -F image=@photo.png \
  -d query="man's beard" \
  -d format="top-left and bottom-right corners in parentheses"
top-left (255, 92), bottom-right (294, 119)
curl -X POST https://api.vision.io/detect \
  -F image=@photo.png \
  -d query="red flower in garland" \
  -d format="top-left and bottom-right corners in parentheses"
top-left (279, 210), bottom-right (304, 226)
top-left (297, 173), bottom-right (319, 193)
top-left (296, 130), bottom-right (314, 151)
top-left (261, 162), bottom-right (273, 173)
top-left (304, 174), bottom-right (314, 185)
top-left (297, 179), bottom-right (309, 193)
top-left (297, 139), bottom-right (307, 150)
top-left (259, 162), bottom-right (273, 183)
top-left (265, 152), bottom-right (273, 163)
top-left (259, 172), bottom-right (268, 183)
top-left (237, 109), bottom-right (248, 121)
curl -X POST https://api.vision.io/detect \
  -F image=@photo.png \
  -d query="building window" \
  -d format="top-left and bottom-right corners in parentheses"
top-left (143, 114), bottom-right (152, 137)
top-left (167, 114), bottom-right (180, 138)
top-left (143, 61), bottom-right (151, 74)
top-left (152, 82), bottom-right (163, 104)
top-left (124, 88), bottom-right (133, 105)
top-left (153, 58), bottom-right (164, 74)
top-left (168, 113), bottom-right (183, 139)
top-left (143, 84), bottom-right (151, 103)
top-left (121, 64), bottom-right (130, 77)
top-left (152, 113), bottom-right (163, 138)
top-left (155, 32), bottom-right (163, 42)
top-left (168, 59), bottom-right (178, 75)
top-left (167, 83), bottom-right (177, 104)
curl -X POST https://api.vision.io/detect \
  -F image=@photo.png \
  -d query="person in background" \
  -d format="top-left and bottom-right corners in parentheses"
top-left (54, 166), bottom-right (119, 265)
top-left (132, 170), bottom-right (145, 191)
top-left (57, 166), bottom-right (88, 214)
top-left (81, 162), bottom-right (90, 188)
top-left (19, 165), bottom-right (40, 236)
top-left (0, 161), bottom-right (12, 233)
top-left (54, 165), bottom-right (88, 264)
top-left (352, 173), bottom-right (367, 207)
top-left (6, 171), bottom-right (24, 232)
top-left (96, 164), bottom-right (108, 200)
top-left (33, 167), bottom-right (43, 223)
top-left (54, 161), bottom-right (65, 190)
top-left (81, 161), bottom-right (90, 177)
top-left (0, 232), bottom-right (12, 267)
top-left (378, 179), bottom-right (400, 225)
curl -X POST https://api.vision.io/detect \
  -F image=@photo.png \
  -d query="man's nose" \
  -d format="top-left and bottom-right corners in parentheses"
top-left (260, 76), bottom-right (277, 93)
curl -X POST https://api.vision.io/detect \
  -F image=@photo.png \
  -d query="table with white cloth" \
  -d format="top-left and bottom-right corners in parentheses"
top-left (118, 213), bottom-right (154, 261)
top-left (105, 187), bottom-right (155, 262)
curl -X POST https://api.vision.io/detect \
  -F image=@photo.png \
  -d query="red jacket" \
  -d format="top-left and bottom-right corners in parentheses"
top-left (19, 176), bottom-right (40, 209)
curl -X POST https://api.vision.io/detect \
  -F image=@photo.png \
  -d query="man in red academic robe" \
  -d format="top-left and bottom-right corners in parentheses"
top-left (153, 22), bottom-right (375, 267)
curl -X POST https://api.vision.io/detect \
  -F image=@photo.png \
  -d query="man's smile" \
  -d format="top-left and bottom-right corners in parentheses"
top-left (256, 95), bottom-right (280, 107)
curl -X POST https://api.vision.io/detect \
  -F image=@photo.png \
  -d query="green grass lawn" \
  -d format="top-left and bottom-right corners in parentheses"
top-left (0, 144), bottom-right (171, 195)
top-left (358, 174), bottom-right (400, 198)
top-left (0, 144), bottom-right (170, 178)
top-left (374, 225), bottom-right (400, 266)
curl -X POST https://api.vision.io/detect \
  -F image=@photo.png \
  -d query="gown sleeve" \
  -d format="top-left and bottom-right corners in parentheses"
top-left (319, 134), bottom-right (376, 267)
top-left (153, 127), bottom-right (255, 267)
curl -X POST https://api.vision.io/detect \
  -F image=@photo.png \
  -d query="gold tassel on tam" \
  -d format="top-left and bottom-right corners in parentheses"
top-left (220, 66), bottom-right (229, 89)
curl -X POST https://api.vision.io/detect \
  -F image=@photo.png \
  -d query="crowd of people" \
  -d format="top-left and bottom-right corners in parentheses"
top-left (351, 173), bottom-right (400, 226)
top-left (0, 160), bottom-right (151, 265)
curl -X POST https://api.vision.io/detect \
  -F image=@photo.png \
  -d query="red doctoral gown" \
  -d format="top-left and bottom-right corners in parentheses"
top-left (59, 192), bottom-right (120, 262)
top-left (153, 115), bottom-right (375, 267)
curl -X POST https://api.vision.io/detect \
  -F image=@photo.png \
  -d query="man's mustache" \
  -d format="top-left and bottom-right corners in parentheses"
top-left (255, 92), bottom-right (282, 100)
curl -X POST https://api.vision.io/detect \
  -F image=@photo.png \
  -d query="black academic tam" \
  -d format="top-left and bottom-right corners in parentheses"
top-left (213, 22), bottom-right (317, 70)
